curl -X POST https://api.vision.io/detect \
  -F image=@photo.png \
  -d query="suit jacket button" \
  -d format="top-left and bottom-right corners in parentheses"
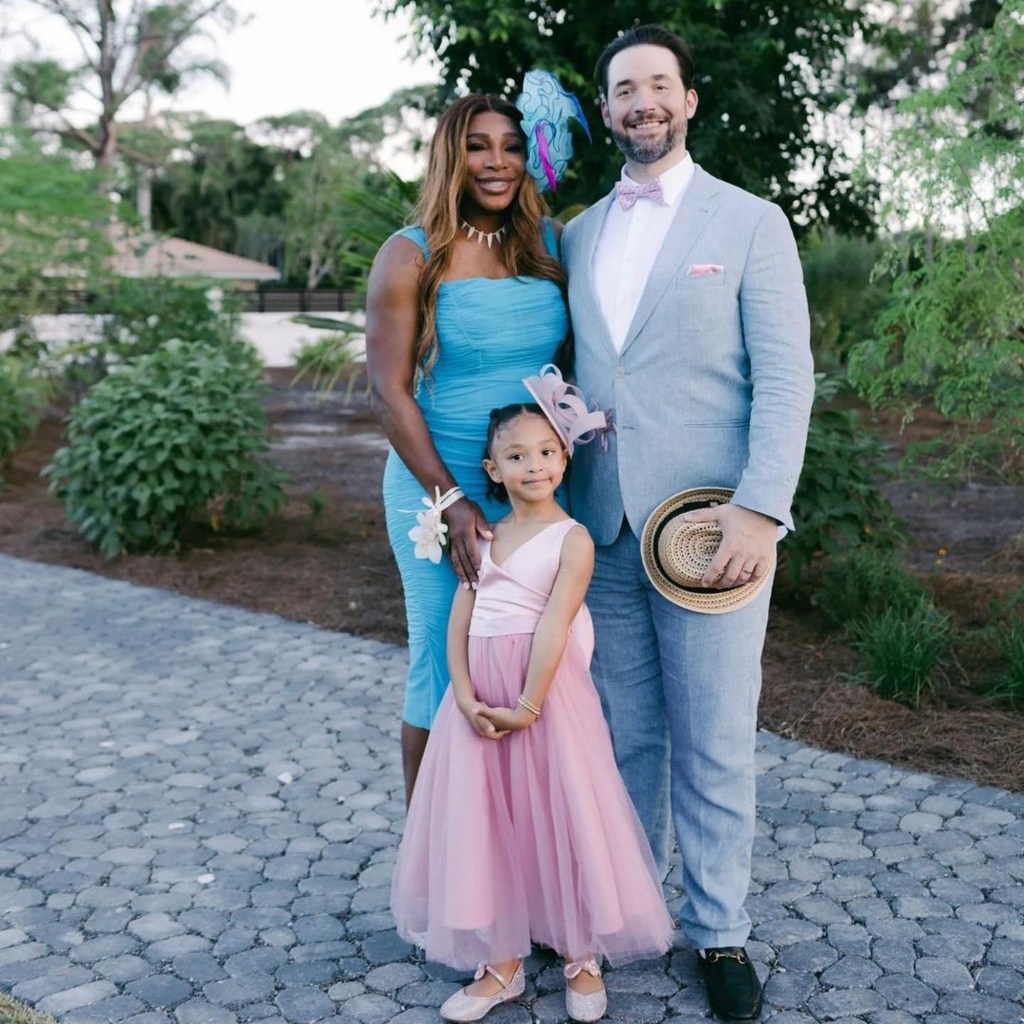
top-left (615, 367), bottom-right (625, 378)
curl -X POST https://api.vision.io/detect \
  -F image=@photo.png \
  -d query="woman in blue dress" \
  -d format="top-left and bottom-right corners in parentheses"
top-left (365, 94), bottom-right (570, 803)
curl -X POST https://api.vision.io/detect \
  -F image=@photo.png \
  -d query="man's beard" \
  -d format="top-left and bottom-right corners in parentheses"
top-left (612, 117), bottom-right (687, 164)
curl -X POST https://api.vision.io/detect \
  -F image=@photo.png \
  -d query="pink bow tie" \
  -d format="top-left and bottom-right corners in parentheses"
top-left (615, 177), bottom-right (666, 210)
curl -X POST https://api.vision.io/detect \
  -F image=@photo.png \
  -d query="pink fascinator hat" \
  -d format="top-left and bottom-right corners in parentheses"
top-left (522, 364), bottom-right (611, 455)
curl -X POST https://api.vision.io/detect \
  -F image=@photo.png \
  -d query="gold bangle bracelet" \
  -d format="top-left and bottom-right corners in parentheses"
top-left (517, 695), bottom-right (542, 717)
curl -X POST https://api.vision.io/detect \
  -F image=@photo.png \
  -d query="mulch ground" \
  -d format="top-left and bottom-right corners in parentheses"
top-left (2, 368), bottom-right (1022, 792)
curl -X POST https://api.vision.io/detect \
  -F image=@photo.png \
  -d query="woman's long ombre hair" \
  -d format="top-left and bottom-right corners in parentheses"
top-left (413, 94), bottom-right (567, 378)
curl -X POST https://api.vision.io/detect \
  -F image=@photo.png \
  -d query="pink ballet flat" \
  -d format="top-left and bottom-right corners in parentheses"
top-left (564, 957), bottom-right (607, 1022)
top-left (440, 961), bottom-right (526, 1022)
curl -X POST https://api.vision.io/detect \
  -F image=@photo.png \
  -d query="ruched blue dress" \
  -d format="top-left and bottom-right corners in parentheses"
top-left (382, 222), bottom-right (568, 730)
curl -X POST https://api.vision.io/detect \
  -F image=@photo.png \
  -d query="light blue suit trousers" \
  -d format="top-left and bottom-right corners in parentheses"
top-left (563, 166), bottom-right (814, 949)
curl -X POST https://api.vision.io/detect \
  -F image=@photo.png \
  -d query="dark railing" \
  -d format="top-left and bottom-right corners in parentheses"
top-left (237, 289), bottom-right (355, 314)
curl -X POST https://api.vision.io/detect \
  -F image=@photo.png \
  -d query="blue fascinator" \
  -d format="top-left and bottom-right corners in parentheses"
top-left (515, 69), bottom-right (591, 193)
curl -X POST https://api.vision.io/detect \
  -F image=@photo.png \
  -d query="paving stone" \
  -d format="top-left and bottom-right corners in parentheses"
top-left (94, 955), bottom-right (154, 983)
top-left (276, 961), bottom-right (342, 985)
top-left (172, 953), bottom-right (228, 984)
top-left (974, 965), bottom-right (1024, 1002)
top-left (37, 979), bottom-right (121, 1015)
top-left (62, 994), bottom-right (148, 1023)
top-left (71, 935), bottom-right (140, 964)
top-left (274, 987), bottom-right (336, 1023)
top-left (360, 929), bottom-right (414, 964)
top-left (173, 998), bottom-right (238, 1024)
top-left (938, 990), bottom-right (1024, 1024)
top-left (807, 987), bottom-right (888, 1019)
top-left (819, 955), bottom-right (882, 988)
top-left (11, 964), bottom-right (97, 1002)
top-left (873, 974), bottom-right (940, 1014)
top-left (868, 1012), bottom-right (929, 1024)
top-left (203, 973), bottom-right (276, 1005)
top-left (126, 974), bottom-right (195, 1008)
top-left (602, 990), bottom-right (668, 1022)
top-left (763, 969), bottom-right (817, 1009)
top-left (223, 947), bottom-right (289, 976)
top-left (777, 940), bottom-right (839, 973)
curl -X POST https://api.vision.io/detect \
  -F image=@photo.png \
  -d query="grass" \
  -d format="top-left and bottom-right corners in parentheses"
top-left (0, 992), bottom-right (56, 1024)
top-left (851, 597), bottom-right (952, 707)
top-left (983, 619), bottom-right (1024, 707)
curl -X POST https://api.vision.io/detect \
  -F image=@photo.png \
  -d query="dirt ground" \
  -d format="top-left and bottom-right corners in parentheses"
top-left (2, 368), bottom-right (1023, 792)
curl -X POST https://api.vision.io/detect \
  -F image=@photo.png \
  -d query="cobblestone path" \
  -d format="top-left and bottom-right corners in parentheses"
top-left (1, 554), bottom-right (1022, 1024)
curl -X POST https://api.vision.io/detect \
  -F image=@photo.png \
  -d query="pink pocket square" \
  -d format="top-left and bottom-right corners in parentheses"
top-left (686, 263), bottom-right (725, 277)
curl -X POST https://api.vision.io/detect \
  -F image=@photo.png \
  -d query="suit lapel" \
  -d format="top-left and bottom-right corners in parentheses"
top-left (573, 192), bottom-right (617, 358)
top-left (620, 166), bottom-right (722, 354)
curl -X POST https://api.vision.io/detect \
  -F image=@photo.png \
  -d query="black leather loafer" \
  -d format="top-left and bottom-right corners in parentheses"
top-left (697, 947), bottom-right (763, 1022)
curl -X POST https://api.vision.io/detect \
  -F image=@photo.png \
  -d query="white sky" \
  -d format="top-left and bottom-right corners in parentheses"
top-left (2, 0), bottom-right (440, 125)
top-left (179, 0), bottom-right (440, 124)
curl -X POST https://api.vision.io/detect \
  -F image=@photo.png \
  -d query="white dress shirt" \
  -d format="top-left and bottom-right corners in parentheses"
top-left (593, 153), bottom-right (695, 352)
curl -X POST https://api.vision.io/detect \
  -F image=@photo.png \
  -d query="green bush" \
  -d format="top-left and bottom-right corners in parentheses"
top-left (851, 597), bottom-right (952, 707)
top-left (782, 376), bottom-right (906, 587)
top-left (0, 356), bottom-right (52, 473)
top-left (46, 340), bottom-right (287, 557)
top-left (66, 277), bottom-right (242, 389)
top-left (815, 547), bottom-right (929, 628)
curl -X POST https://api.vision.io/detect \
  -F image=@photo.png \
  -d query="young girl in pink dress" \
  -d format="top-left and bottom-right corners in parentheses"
top-left (390, 399), bottom-right (673, 1023)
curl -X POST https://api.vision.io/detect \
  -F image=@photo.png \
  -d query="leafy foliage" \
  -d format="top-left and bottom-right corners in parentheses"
top-left (65, 277), bottom-right (243, 388)
top-left (850, 0), bottom-right (1005, 116)
top-left (335, 171), bottom-right (420, 303)
top-left (848, 1), bottom-right (1024, 481)
top-left (376, 0), bottom-right (872, 231)
top-left (152, 118), bottom-right (291, 259)
top-left (799, 230), bottom-right (891, 371)
top-left (0, 130), bottom-right (111, 334)
top-left (4, 0), bottom-right (238, 173)
top-left (0, 356), bottom-right (53, 473)
top-left (46, 340), bottom-right (287, 557)
top-left (782, 376), bottom-right (906, 586)
top-left (814, 547), bottom-right (928, 629)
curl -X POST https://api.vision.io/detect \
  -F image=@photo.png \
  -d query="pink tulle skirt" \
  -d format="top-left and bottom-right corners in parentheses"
top-left (390, 630), bottom-right (674, 969)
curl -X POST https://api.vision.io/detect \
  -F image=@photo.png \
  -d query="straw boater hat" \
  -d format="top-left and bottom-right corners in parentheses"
top-left (641, 486), bottom-right (774, 614)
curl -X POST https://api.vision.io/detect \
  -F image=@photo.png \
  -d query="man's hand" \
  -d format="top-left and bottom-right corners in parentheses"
top-left (457, 699), bottom-right (509, 740)
top-left (682, 503), bottom-right (777, 588)
top-left (444, 498), bottom-right (493, 589)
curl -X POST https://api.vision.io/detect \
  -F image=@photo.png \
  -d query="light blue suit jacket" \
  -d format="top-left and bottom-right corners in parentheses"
top-left (562, 165), bottom-right (814, 545)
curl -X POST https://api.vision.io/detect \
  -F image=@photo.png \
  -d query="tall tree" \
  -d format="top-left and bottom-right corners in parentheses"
top-left (375, 0), bottom-right (871, 232)
top-left (275, 87), bottom-right (433, 289)
top-left (3, 0), bottom-right (236, 177)
top-left (848, 0), bottom-right (1024, 481)
top-left (151, 117), bottom-right (292, 256)
top-left (851, 0), bottom-right (1004, 115)
top-left (0, 129), bottom-right (111, 335)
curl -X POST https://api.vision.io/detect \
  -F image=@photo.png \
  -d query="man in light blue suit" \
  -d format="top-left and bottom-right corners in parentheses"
top-left (562, 24), bottom-right (814, 1023)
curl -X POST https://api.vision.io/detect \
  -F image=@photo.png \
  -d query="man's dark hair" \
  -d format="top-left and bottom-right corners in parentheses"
top-left (594, 24), bottom-right (696, 96)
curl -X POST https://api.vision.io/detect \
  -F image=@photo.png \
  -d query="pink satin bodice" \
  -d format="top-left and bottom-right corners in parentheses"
top-left (469, 519), bottom-right (589, 639)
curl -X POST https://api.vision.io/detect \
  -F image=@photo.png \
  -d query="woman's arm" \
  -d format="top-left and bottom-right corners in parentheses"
top-left (447, 585), bottom-right (507, 739)
top-left (482, 525), bottom-right (594, 731)
top-left (366, 236), bottom-right (492, 585)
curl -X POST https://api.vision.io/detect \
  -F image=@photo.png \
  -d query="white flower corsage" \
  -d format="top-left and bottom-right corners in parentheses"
top-left (407, 485), bottom-right (464, 563)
